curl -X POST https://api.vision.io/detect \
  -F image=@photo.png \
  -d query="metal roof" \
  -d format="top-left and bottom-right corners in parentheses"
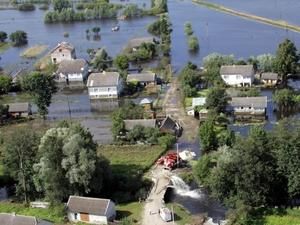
top-left (87, 71), bottom-right (120, 87)
top-left (220, 65), bottom-right (254, 77)
top-left (230, 96), bottom-right (268, 108)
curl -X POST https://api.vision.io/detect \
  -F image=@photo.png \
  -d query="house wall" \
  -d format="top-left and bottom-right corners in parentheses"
top-left (51, 49), bottom-right (76, 64)
top-left (221, 74), bottom-right (254, 86)
top-left (88, 86), bottom-right (118, 99)
top-left (68, 212), bottom-right (108, 224)
top-left (233, 107), bottom-right (266, 115)
top-left (262, 79), bottom-right (277, 85)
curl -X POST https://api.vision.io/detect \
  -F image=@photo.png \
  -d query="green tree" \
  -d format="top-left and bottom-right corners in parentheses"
top-left (253, 53), bottom-right (275, 72)
top-left (274, 39), bottom-right (299, 85)
top-left (91, 48), bottom-right (112, 71)
top-left (92, 26), bottom-right (101, 35)
top-left (184, 22), bottom-right (193, 36)
top-left (188, 35), bottom-right (199, 51)
top-left (199, 119), bottom-right (218, 153)
top-left (179, 62), bottom-right (200, 97)
top-left (53, 0), bottom-right (71, 12)
top-left (193, 153), bottom-right (215, 186)
top-left (123, 4), bottom-right (143, 18)
top-left (114, 54), bottom-right (129, 71)
top-left (205, 86), bottom-right (229, 113)
top-left (22, 72), bottom-right (57, 118)
top-left (0, 104), bottom-right (8, 122)
top-left (273, 89), bottom-right (298, 116)
top-left (9, 30), bottom-right (28, 46)
top-left (3, 128), bottom-right (39, 203)
top-left (158, 133), bottom-right (176, 150)
top-left (0, 31), bottom-right (7, 42)
top-left (0, 75), bottom-right (12, 94)
top-left (34, 122), bottom-right (110, 203)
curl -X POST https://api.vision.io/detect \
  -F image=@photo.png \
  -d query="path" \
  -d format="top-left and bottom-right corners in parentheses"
top-left (141, 166), bottom-right (173, 225)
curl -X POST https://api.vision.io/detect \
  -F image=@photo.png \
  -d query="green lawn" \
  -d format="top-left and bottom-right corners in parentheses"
top-left (0, 42), bottom-right (10, 53)
top-left (0, 93), bottom-right (33, 105)
top-left (99, 145), bottom-right (166, 176)
top-left (264, 208), bottom-right (300, 225)
top-left (116, 202), bottom-right (144, 223)
top-left (0, 202), bottom-right (65, 224)
top-left (185, 89), bottom-right (209, 107)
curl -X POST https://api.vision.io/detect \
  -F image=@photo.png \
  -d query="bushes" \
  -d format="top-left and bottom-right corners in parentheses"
top-left (9, 31), bottom-right (28, 46)
top-left (122, 4), bottom-right (143, 18)
top-left (18, 3), bottom-right (35, 11)
top-left (188, 35), bottom-right (199, 51)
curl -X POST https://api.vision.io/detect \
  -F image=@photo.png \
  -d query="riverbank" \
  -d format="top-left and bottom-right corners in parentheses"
top-left (192, 0), bottom-right (300, 33)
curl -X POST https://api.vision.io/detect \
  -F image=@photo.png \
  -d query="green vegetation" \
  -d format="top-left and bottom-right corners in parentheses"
top-left (184, 22), bottom-right (193, 36)
top-left (117, 202), bottom-right (144, 223)
top-left (184, 89), bottom-right (209, 107)
top-left (148, 0), bottom-right (168, 15)
top-left (0, 75), bottom-right (12, 94)
top-left (127, 42), bottom-right (157, 62)
top-left (0, 42), bottom-right (10, 54)
top-left (20, 45), bottom-right (48, 58)
top-left (122, 4), bottom-right (143, 18)
top-left (90, 48), bottom-right (112, 71)
top-left (9, 30), bottom-right (28, 46)
top-left (179, 62), bottom-right (202, 98)
top-left (205, 86), bottom-right (229, 113)
top-left (0, 202), bottom-right (65, 223)
top-left (114, 54), bottom-right (129, 71)
top-left (0, 92), bottom-right (33, 104)
top-left (18, 2), bottom-right (35, 11)
top-left (184, 22), bottom-right (199, 52)
top-left (264, 208), bottom-right (300, 225)
top-left (166, 203), bottom-right (193, 225)
top-left (0, 31), bottom-right (8, 42)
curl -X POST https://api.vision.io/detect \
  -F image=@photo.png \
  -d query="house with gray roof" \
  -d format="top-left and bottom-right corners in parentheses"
top-left (56, 59), bottom-right (88, 84)
top-left (159, 116), bottom-right (182, 137)
top-left (220, 65), bottom-right (255, 86)
top-left (0, 213), bottom-right (52, 225)
top-left (127, 72), bottom-right (157, 86)
top-left (50, 42), bottom-right (76, 64)
top-left (126, 37), bottom-right (156, 51)
top-left (228, 96), bottom-right (268, 121)
top-left (124, 119), bottom-right (157, 130)
top-left (8, 102), bottom-right (32, 117)
top-left (67, 196), bottom-right (116, 225)
top-left (260, 72), bottom-right (278, 86)
top-left (87, 71), bottom-right (124, 99)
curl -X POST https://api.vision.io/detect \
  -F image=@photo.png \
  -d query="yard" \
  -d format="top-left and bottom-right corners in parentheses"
top-left (0, 92), bottom-right (33, 104)
top-left (0, 42), bottom-right (10, 53)
top-left (166, 203), bottom-right (193, 225)
top-left (263, 208), bottom-right (300, 225)
top-left (20, 45), bottom-right (48, 58)
top-left (184, 89), bottom-right (209, 107)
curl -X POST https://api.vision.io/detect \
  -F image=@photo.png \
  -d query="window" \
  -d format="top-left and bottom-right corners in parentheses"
top-left (59, 49), bottom-right (62, 52)
top-left (74, 213), bottom-right (78, 220)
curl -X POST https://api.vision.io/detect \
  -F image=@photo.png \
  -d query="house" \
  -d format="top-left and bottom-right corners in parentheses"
top-left (228, 96), bottom-right (268, 121)
top-left (260, 72), bottom-right (278, 86)
top-left (8, 102), bottom-right (32, 117)
top-left (67, 196), bottom-right (116, 225)
top-left (127, 72), bottom-right (157, 86)
top-left (124, 119), bottom-right (157, 130)
top-left (87, 71), bottom-right (124, 99)
top-left (126, 37), bottom-right (156, 51)
top-left (0, 213), bottom-right (52, 225)
top-left (56, 59), bottom-right (88, 84)
top-left (220, 65), bottom-right (255, 86)
top-left (50, 42), bottom-right (76, 64)
top-left (159, 116), bottom-right (182, 137)
top-left (186, 97), bottom-right (207, 118)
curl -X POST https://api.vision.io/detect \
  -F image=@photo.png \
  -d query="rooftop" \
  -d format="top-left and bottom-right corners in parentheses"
top-left (124, 119), bottom-right (156, 130)
top-left (50, 42), bottom-right (74, 53)
top-left (8, 102), bottom-right (30, 113)
top-left (230, 96), bottom-right (268, 108)
top-left (57, 59), bottom-right (86, 74)
top-left (126, 37), bottom-right (155, 49)
top-left (192, 97), bottom-right (206, 107)
top-left (87, 71), bottom-right (120, 87)
top-left (67, 196), bottom-right (112, 216)
top-left (261, 72), bottom-right (278, 80)
top-left (220, 65), bottom-right (254, 77)
top-left (0, 213), bottom-right (37, 225)
top-left (140, 98), bottom-right (153, 105)
top-left (127, 72), bottom-right (156, 83)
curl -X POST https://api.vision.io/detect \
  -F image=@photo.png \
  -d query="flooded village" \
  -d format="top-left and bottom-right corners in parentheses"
top-left (1, 0), bottom-right (300, 225)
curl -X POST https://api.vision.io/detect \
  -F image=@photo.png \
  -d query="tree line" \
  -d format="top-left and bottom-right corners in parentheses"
top-left (0, 30), bottom-right (28, 46)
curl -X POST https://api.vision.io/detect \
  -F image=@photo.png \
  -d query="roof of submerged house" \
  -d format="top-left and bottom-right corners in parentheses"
top-left (230, 96), bottom-right (268, 108)
top-left (87, 71), bottom-right (120, 87)
top-left (220, 65), bottom-right (254, 77)
top-left (127, 72), bottom-right (156, 83)
top-left (57, 59), bottom-right (86, 74)
top-left (8, 102), bottom-right (30, 113)
top-left (50, 42), bottom-right (74, 53)
top-left (261, 72), bottom-right (278, 80)
top-left (126, 37), bottom-right (155, 49)
top-left (0, 213), bottom-right (37, 225)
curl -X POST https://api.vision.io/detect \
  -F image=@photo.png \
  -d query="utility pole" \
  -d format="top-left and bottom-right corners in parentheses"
top-left (67, 95), bottom-right (71, 120)
top-left (176, 143), bottom-right (179, 168)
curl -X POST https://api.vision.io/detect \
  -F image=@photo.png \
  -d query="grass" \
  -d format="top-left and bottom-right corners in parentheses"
top-left (99, 145), bottom-right (165, 176)
top-left (21, 45), bottom-right (48, 58)
top-left (0, 202), bottom-right (65, 224)
top-left (0, 92), bottom-right (33, 105)
top-left (0, 42), bottom-right (10, 53)
top-left (185, 89), bottom-right (209, 107)
top-left (116, 202), bottom-right (144, 223)
top-left (264, 208), bottom-right (300, 225)
top-left (166, 203), bottom-right (192, 225)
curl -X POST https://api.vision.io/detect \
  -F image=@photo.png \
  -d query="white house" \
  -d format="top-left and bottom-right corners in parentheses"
top-left (87, 71), bottom-right (123, 99)
top-left (67, 196), bottom-right (116, 225)
top-left (50, 42), bottom-right (76, 64)
top-left (0, 213), bottom-right (53, 225)
top-left (220, 65), bottom-right (255, 86)
top-left (56, 59), bottom-right (88, 84)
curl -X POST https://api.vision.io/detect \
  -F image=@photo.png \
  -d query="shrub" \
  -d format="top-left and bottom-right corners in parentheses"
top-left (18, 3), bottom-right (35, 11)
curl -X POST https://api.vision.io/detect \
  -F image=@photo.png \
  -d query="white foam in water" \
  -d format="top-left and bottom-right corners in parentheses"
top-left (170, 175), bottom-right (203, 199)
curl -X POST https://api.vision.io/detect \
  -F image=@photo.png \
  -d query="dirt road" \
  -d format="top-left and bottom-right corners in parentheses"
top-left (141, 166), bottom-right (173, 225)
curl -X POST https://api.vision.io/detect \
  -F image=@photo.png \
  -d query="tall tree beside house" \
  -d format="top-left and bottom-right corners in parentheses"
top-left (199, 118), bottom-right (218, 153)
top-left (0, 31), bottom-right (7, 42)
top-left (114, 54), bottom-right (129, 71)
top-left (274, 39), bottom-right (299, 86)
top-left (9, 30), bottom-right (28, 46)
top-left (91, 48), bottom-right (112, 71)
top-left (3, 128), bottom-right (40, 203)
top-left (273, 88), bottom-right (299, 117)
top-left (34, 122), bottom-right (110, 203)
top-left (205, 86), bottom-right (229, 113)
top-left (22, 72), bottom-right (57, 118)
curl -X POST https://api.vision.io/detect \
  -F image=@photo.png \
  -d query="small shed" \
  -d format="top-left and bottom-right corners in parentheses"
top-left (8, 102), bottom-right (32, 117)
top-left (260, 72), bottom-right (278, 86)
top-left (139, 98), bottom-right (153, 110)
top-left (159, 116), bottom-right (182, 137)
top-left (67, 196), bottom-right (116, 225)
top-left (127, 72), bottom-right (157, 86)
